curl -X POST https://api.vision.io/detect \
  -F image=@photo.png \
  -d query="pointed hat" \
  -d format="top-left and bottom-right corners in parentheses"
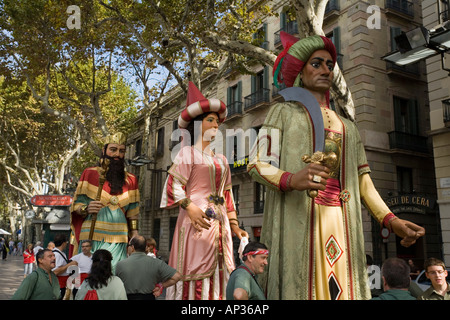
top-left (178, 81), bottom-right (227, 129)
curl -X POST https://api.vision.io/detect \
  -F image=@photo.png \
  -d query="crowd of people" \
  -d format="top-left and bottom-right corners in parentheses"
top-left (8, 235), bottom-right (450, 300)
top-left (5, 31), bottom-right (449, 301)
top-left (10, 234), bottom-right (182, 300)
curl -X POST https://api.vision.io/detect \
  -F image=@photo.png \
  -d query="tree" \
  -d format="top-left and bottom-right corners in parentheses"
top-left (0, 1), bottom-right (139, 235)
top-left (98, 0), bottom-right (355, 120)
top-left (0, 0), bottom-right (139, 155)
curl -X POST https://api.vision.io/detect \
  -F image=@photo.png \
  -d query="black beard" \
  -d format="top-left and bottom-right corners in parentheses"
top-left (102, 155), bottom-right (125, 194)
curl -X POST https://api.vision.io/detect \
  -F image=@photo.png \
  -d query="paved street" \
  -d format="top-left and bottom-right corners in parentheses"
top-left (0, 254), bottom-right (26, 299)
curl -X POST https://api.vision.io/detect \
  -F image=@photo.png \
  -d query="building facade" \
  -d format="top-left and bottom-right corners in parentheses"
top-left (127, 0), bottom-right (442, 267)
top-left (422, 0), bottom-right (450, 265)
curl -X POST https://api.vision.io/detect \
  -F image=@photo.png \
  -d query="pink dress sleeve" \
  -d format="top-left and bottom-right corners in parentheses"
top-left (223, 189), bottom-right (236, 213)
top-left (160, 146), bottom-right (193, 209)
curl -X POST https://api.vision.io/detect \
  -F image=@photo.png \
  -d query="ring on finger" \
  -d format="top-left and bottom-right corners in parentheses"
top-left (312, 174), bottom-right (321, 183)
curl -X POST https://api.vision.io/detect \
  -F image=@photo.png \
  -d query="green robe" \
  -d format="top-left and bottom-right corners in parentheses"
top-left (248, 102), bottom-right (372, 300)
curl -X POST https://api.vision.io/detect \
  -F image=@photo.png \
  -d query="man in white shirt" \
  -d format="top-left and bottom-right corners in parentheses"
top-left (71, 240), bottom-right (93, 280)
top-left (70, 240), bottom-right (93, 298)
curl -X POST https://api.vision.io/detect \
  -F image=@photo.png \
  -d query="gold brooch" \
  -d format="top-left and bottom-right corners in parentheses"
top-left (110, 196), bottom-right (119, 205)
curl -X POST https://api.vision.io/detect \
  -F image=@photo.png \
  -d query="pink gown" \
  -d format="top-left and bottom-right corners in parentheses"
top-left (160, 146), bottom-right (236, 300)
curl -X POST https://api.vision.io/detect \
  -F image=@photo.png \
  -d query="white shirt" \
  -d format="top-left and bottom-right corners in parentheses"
top-left (52, 248), bottom-right (71, 276)
top-left (71, 252), bottom-right (93, 273)
top-left (33, 246), bottom-right (43, 256)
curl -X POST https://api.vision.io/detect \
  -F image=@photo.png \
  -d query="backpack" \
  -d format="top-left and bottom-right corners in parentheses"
top-left (84, 289), bottom-right (98, 300)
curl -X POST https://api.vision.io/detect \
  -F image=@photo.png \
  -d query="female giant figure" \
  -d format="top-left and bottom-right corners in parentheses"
top-left (161, 82), bottom-right (248, 300)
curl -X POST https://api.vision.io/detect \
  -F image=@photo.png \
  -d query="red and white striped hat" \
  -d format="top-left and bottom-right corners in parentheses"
top-left (178, 81), bottom-right (227, 129)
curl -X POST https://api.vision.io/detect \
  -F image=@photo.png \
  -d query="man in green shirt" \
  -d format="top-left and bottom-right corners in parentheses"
top-left (226, 242), bottom-right (268, 300)
top-left (115, 235), bottom-right (181, 300)
top-left (418, 258), bottom-right (450, 300)
top-left (371, 257), bottom-right (416, 300)
top-left (12, 249), bottom-right (61, 300)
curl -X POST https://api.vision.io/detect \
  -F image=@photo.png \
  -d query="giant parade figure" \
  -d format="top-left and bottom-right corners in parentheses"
top-left (160, 82), bottom-right (248, 300)
top-left (247, 32), bottom-right (425, 300)
top-left (70, 132), bottom-right (140, 270)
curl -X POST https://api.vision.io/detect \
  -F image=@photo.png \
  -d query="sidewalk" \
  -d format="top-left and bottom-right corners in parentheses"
top-left (0, 254), bottom-right (26, 300)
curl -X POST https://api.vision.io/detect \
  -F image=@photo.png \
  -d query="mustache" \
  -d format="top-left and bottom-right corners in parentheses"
top-left (103, 155), bottom-right (125, 165)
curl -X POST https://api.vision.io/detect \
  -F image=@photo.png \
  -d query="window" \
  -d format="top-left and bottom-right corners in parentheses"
top-left (397, 166), bottom-right (413, 193)
top-left (280, 9), bottom-right (297, 34)
top-left (249, 67), bottom-right (269, 104)
top-left (440, 0), bottom-right (449, 22)
top-left (255, 183), bottom-right (266, 214)
top-left (227, 82), bottom-right (242, 117)
top-left (327, 27), bottom-right (342, 69)
top-left (169, 217), bottom-right (177, 250)
top-left (393, 96), bottom-right (419, 135)
top-left (135, 139), bottom-right (142, 157)
top-left (156, 126), bottom-right (165, 156)
top-left (153, 169), bottom-right (165, 208)
top-left (232, 185), bottom-right (240, 215)
top-left (169, 120), bottom-right (179, 150)
top-left (443, 99), bottom-right (450, 123)
top-left (153, 218), bottom-right (161, 249)
top-left (390, 27), bottom-right (402, 51)
top-left (253, 23), bottom-right (268, 50)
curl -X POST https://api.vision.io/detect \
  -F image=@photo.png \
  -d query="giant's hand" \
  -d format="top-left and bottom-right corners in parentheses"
top-left (185, 203), bottom-right (210, 231)
top-left (231, 224), bottom-right (249, 240)
top-left (390, 218), bottom-right (425, 247)
top-left (87, 201), bottom-right (104, 215)
top-left (289, 163), bottom-right (330, 192)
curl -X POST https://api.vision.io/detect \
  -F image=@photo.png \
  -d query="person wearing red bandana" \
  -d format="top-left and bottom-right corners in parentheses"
top-left (160, 81), bottom-right (248, 300)
top-left (70, 132), bottom-right (140, 270)
top-left (247, 32), bottom-right (425, 300)
top-left (226, 242), bottom-right (268, 300)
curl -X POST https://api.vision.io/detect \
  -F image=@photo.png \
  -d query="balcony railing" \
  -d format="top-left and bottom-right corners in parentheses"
top-left (385, 0), bottom-right (414, 17)
top-left (227, 101), bottom-right (243, 118)
top-left (244, 88), bottom-right (270, 111)
top-left (388, 131), bottom-right (429, 153)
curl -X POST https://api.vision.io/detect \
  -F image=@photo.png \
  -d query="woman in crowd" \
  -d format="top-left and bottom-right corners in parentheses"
top-left (75, 249), bottom-right (126, 300)
top-left (23, 243), bottom-right (35, 278)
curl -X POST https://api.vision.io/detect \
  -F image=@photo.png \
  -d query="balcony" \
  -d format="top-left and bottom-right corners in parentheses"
top-left (386, 61), bottom-right (420, 79)
top-left (388, 131), bottom-right (429, 154)
top-left (226, 101), bottom-right (243, 120)
top-left (385, 0), bottom-right (414, 18)
top-left (244, 88), bottom-right (270, 111)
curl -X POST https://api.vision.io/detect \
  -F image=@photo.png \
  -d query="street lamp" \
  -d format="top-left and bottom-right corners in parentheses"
top-left (395, 26), bottom-right (430, 54)
top-left (126, 155), bottom-right (153, 167)
top-left (382, 25), bottom-right (450, 74)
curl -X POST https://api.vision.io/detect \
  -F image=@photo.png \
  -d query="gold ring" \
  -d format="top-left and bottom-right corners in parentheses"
top-left (312, 175), bottom-right (321, 183)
